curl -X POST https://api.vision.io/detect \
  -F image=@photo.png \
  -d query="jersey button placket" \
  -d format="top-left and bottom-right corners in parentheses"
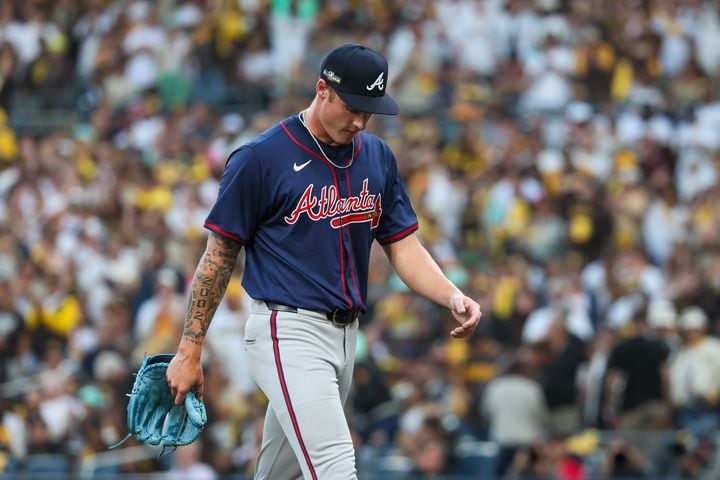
top-left (340, 181), bottom-right (349, 239)
top-left (336, 177), bottom-right (347, 239)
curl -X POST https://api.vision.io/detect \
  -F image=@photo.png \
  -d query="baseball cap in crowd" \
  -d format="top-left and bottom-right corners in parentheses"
top-left (647, 298), bottom-right (677, 329)
top-left (678, 306), bottom-right (708, 331)
top-left (319, 44), bottom-right (399, 116)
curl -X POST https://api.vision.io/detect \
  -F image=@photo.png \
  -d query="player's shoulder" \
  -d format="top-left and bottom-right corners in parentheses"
top-left (225, 117), bottom-right (293, 166)
top-left (358, 130), bottom-right (394, 158)
top-left (235, 120), bottom-right (288, 153)
top-left (358, 131), bottom-right (399, 175)
top-left (358, 129), bottom-right (389, 148)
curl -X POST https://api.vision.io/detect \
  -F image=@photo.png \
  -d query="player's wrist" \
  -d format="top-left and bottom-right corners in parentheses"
top-left (178, 337), bottom-right (203, 359)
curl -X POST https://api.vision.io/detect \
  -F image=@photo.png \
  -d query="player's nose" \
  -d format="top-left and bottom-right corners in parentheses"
top-left (352, 112), bottom-right (372, 130)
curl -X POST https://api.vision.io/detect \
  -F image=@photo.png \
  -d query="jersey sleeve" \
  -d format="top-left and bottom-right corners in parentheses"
top-left (204, 146), bottom-right (266, 244)
top-left (375, 147), bottom-right (418, 245)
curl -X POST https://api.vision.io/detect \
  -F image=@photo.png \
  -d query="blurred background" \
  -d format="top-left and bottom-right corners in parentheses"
top-left (1, 0), bottom-right (720, 478)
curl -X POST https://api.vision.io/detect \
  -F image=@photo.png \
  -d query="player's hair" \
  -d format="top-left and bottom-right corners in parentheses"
top-left (326, 87), bottom-right (337, 101)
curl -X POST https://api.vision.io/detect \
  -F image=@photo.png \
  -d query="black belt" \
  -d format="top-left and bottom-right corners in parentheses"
top-left (264, 301), bottom-right (360, 326)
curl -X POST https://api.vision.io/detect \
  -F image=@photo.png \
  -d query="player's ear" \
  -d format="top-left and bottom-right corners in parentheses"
top-left (317, 79), bottom-right (330, 100)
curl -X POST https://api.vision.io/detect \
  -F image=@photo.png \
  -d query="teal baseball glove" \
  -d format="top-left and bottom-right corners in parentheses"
top-left (110, 354), bottom-right (206, 453)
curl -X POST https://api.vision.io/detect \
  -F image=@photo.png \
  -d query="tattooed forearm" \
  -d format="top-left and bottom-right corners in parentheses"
top-left (183, 233), bottom-right (242, 345)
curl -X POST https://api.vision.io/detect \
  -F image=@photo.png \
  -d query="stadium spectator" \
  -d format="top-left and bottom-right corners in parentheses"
top-left (669, 306), bottom-right (720, 435)
top-left (481, 355), bottom-right (547, 477)
top-left (603, 306), bottom-right (672, 431)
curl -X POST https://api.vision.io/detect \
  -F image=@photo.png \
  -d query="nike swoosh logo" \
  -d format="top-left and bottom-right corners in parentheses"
top-left (293, 160), bottom-right (312, 172)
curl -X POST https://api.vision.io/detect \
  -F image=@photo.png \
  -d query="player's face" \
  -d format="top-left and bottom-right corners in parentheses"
top-left (318, 87), bottom-right (373, 146)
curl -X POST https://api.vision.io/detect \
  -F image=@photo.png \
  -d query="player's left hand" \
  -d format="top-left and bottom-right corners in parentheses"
top-left (448, 292), bottom-right (482, 338)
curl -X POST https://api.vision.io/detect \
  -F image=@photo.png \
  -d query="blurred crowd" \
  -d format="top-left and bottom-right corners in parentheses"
top-left (1, 0), bottom-right (720, 478)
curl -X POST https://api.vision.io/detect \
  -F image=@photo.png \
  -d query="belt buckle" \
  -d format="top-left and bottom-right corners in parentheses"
top-left (329, 309), bottom-right (357, 326)
top-left (329, 309), bottom-right (344, 326)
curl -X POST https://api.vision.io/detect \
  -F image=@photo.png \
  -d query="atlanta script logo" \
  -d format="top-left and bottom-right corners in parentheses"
top-left (284, 178), bottom-right (382, 229)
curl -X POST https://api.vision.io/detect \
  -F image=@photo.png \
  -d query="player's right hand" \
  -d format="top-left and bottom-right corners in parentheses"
top-left (166, 352), bottom-right (204, 405)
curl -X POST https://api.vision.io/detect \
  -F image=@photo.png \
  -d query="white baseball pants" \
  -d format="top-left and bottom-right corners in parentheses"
top-left (244, 299), bottom-right (358, 480)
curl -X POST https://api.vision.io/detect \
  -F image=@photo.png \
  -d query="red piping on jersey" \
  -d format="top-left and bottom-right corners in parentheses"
top-left (279, 120), bottom-right (363, 168)
top-left (280, 120), bottom-right (358, 309)
top-left (204, 221), bottom-right (247, 244)
top-left (378, 223), bottom-right (419, 245)
top-left (353, 133), bottom-right (362, 157)
top-left (270, 310), bottom-right (318, 480)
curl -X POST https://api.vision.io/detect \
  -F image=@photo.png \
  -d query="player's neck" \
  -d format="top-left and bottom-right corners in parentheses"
top-left (302, 104), bottom-right (335, 146)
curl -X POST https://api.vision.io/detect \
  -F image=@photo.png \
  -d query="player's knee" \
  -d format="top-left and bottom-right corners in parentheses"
top-left (311, 443), bottom-right (357, 479)
top-left (326, 455), bottom-right (357, 479)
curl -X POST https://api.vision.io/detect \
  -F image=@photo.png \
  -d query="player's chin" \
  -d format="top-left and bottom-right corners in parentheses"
top-left (337, 129), bottom-right (358, 144)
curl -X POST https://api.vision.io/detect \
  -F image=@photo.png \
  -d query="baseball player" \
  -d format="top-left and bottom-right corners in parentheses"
top-left (166, 44), bottom-right (482, 479)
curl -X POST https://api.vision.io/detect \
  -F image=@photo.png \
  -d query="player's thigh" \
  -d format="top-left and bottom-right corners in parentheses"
top-left (243, 310), bottom-right (348, 402)
top-left (339, 321), bottom-right (358, 404)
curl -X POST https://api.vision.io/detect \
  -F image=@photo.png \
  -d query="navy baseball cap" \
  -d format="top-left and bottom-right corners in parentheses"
top-left (320, 44), bottom-right (399, 116)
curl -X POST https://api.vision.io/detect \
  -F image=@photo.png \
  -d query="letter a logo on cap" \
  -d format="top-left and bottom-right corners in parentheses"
top-left (366, 72), bottom-right (385, 91)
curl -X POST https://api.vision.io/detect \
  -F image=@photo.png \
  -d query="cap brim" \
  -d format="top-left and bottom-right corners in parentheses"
top-left (336, 90), bottom-right (399, 115)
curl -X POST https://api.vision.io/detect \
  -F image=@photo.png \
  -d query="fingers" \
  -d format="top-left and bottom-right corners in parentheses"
top-left (168, 379), bottom-right (187, 405)
top-left (167, 373), bottom-right (189, 406)
top-left (195, 378), bottom-right (204, 402)
top-left (167, 375), bottom-right (203, 405)
top-left (173, 390), bottom-right (186, 406)
top-left (450, 321), bottom-right (477, 338)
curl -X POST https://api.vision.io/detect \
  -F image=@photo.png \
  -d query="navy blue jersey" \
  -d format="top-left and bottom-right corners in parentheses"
top-left (204, 114), bottom-right (418, 312)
